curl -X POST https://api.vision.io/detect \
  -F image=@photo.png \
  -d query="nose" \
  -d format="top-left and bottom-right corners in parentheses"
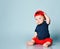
top-left (37, 19), bottom-right (40, 22)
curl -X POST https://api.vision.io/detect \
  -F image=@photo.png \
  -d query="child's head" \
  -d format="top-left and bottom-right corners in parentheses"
top-left (34, 10), bottom-right (45, 25)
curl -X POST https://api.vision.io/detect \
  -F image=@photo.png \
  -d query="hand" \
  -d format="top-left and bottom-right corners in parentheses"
top-left (44, 12), bottom-right (51, 24)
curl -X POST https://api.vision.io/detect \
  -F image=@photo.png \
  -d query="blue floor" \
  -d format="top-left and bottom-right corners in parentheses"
top-left (1, 34), bottom-right (60, 49)
top-left (0, 31), bottom-right (60, 49)
top-left (27, 42), bottom-right (60, 49)
top-left (2, 43), bottom-right (55, 49)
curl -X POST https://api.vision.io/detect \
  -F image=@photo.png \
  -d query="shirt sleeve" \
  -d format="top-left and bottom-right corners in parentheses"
top-left (35, 29), bottom-right (37, 32)
top-left (45, 21), bottom-right (49, 26)
top-left (35, 26), bottom-right (37, 32)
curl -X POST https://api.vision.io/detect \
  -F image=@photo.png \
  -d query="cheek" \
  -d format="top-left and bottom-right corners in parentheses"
top-left (36, 20), bottom-right (38, 23)
top-left (35, 20), bottom-right (39, 23)
top-left (40, 19), bottom-right (44, 21)
top-left (37, 19), bottom-right (41, 22)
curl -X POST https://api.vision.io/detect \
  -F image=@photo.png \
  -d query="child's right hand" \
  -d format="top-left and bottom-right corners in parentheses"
top-left (33, 32), bottom-right (37, 38)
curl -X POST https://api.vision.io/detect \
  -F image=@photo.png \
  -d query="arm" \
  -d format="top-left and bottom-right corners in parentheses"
top-left (44, 13), bottom-right (51, 24)
top-left (33, 32), bottom-right (37, 38)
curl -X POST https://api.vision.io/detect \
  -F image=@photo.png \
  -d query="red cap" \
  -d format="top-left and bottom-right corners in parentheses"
top-left (34, 10), bottom-right (45, 18)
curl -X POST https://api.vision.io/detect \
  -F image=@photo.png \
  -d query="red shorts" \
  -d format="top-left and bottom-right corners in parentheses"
top-left (32, 37), bottom-right (53, 45)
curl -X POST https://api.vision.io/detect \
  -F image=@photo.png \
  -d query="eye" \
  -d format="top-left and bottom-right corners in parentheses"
top-left (35, 19), bottom-right (37, 20)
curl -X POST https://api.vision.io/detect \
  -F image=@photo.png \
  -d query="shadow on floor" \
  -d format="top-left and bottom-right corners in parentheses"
top-left (26, 44), bottom-right (53, 49)
top-left (51, 31), bottom-right (60, 46)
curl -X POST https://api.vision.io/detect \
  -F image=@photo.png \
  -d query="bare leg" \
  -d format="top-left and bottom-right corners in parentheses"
top-left (27, 40), bottom-right (35, 46)
top-left (43, 42), bottom-right (51, 47)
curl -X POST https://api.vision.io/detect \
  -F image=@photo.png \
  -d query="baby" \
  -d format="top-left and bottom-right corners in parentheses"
top-left (27, 10), bottom-right (53, 47)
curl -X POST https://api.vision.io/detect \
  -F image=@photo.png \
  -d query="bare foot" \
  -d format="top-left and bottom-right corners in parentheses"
top-left (27, 41), bottom-right (33, 46)
top-left (27, 40), bottom-right (35, 46)
top-left (43, 42), bottom-right (51, 47)
top-left (43, 43), bottom-right (48, 47)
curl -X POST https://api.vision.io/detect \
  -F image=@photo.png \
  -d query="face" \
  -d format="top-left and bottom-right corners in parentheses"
top-left (35, 15), bottom-right (45, 25)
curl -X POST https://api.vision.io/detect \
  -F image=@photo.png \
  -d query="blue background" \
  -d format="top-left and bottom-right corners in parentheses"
top-left (0, 0), bottom-right (60, 49)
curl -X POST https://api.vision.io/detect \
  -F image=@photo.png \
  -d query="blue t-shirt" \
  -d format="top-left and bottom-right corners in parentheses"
top-left (35, 21), bottom-right (50, 40)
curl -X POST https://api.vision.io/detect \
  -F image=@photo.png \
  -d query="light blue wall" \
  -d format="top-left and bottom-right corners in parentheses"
top-left (0, 0), bottom-right (60, 49)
